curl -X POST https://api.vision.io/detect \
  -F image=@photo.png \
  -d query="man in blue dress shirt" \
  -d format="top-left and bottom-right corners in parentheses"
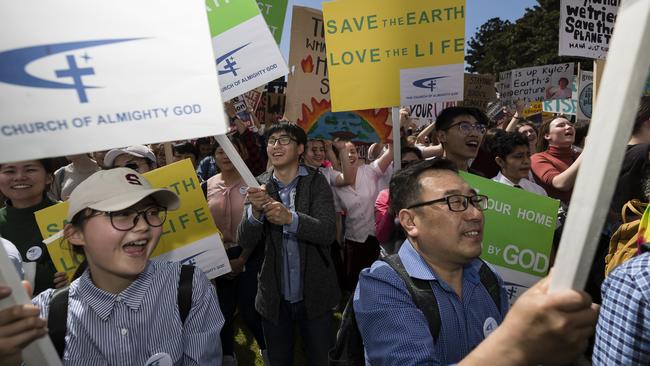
top-left (354, 159), bottom-right (598, 366)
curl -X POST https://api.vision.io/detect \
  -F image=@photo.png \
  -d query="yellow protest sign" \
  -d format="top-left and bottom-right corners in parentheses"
top-left (35, 159), bottom-right (229, 281)
top-left (323, 0), bottom-right (465, 111)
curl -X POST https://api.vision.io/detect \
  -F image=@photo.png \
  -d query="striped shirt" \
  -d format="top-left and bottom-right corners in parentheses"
top-left (32, 261), bottom-right (224, 365)
top-left (593, 252), bottom-right (650, 365)
top-left (354, 239), bottom-right (508, 365)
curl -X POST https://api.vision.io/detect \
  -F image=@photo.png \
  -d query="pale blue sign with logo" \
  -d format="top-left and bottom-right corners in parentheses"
top-left (0, 0), bottom-right (227, 164)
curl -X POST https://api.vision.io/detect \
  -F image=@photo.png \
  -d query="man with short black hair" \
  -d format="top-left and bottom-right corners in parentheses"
top-left (435, 106), bottom-right (489, 172)
top-left (238, 123), bottom-right (339, 366)
top-left (355, 159), bottom-right (598, 365)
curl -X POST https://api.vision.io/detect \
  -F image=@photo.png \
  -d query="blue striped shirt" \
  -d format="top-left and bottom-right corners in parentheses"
top-left (32, 261), bottom-right (224, 365)
top-left (354, 239), bottom-right (508, 365)
top-left (593, 252), bottom-right (650, 365)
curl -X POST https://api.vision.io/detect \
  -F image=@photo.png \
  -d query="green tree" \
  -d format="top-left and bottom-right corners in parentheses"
top-left (466, 0), bottom-right (591, 75)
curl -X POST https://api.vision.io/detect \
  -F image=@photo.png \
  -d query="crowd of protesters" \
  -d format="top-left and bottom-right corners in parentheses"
top-left (1, 97), bottom-right (649, 365)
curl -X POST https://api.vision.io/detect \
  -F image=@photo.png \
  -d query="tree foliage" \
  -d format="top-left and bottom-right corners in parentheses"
top-left (466, 0), bottom-right (591, 75)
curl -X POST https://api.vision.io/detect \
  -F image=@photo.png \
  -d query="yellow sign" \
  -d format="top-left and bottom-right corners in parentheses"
top-left (35, 160), bottom-right (224, 280)
top-left (323, 0), bottom-right (465, 111)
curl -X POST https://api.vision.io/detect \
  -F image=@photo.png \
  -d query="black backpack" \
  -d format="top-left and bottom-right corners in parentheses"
top-left (48, 265), bottom-right (195, 359)
top-left (328, 255), bottom-right (501, 366)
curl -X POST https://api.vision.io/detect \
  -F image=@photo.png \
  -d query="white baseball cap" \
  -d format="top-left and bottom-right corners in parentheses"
top-left (104, 145), bottom-right (157, 168)
top-left (67, 168), bottom-right (179, 221)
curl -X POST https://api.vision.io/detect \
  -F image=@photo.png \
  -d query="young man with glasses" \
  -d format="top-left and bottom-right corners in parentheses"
top-left (354, 159), bottom-right (598, 365)
top-left (435, 106), bottom-right (489, 172)
top-left (238, 123), bottom-right (340, 366)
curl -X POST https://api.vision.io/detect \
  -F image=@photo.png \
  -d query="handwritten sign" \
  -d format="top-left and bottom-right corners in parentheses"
top-left (499, 63), bottom-right (575, 106)
top-left (559, 0), bottom-right (619, 59)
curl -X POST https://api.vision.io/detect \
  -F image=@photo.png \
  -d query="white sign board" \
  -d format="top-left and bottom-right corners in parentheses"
top-left (0, 0), bottom-right (228, 163)
top-left (543, 99), bottom-right (577, 115)
top-left (405, 101), bottom-right (458, 128)
top-left (559, 0), bottom-right (619, 59)
top-left (399, 64), bottom-right (464, 106)
top-left (499, 63), bottom-right (575, 106)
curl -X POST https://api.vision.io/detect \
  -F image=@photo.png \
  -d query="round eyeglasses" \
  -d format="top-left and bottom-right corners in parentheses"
top-left (407, 194), bottom-right (489, 212)
top-left (102, 206), bottom-right (168, 231)
top-left (444, 121), bottom-right (487, 136)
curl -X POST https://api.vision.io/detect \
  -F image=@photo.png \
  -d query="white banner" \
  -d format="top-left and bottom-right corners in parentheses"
top-left (0, 0), bottom-right (227, 163)
top-left (559, 0), bottom-right (619, 60)
top-left (400, 64), bottom-right (464, 106)
top-left (499, 63), bottom-right (575, 106)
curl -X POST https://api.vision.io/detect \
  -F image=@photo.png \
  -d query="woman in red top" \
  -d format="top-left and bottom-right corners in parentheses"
top-left (531, 117), bottom-right (583, 207)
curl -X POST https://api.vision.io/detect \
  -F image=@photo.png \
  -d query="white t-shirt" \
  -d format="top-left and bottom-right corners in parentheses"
top-left (492, 172), bottom-right (548, 197)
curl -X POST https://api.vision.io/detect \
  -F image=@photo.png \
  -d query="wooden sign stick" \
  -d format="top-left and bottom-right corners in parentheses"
top-left (392, 107), bottom-right (401, 172)
top-left (0, 245), bottom-right (63, 366)
top-left (214, 134), bottom-right (260, 188)
top-left (550, 0), bottom-right (650, 292)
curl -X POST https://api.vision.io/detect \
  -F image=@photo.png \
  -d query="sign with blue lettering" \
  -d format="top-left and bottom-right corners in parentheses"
top-left (399, 64), bottom-right (464, 106)
top-left (0, 0), bottom-right (227, 163)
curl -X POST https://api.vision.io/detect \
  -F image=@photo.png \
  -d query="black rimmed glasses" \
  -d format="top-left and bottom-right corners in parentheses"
top-left (267, 136), bottom-right (296, 146)
top-left (407, 194), bottom-right (489, 212)
top-left (102, 206), bottom-right (168, 231)
top-left (443, 121), bottom-right (487, 136)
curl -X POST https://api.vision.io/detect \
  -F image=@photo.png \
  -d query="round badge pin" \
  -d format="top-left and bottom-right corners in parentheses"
top-left (145, 352), bottom-right (172, 366)
top-left (239, 186), bottom-right (248, 195)
top-left (483, 317), bottom-right (498, 338)
top-left (26, 246), bottom-right (43, 261)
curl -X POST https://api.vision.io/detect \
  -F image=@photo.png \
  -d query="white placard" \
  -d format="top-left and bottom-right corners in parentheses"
top-left (0, 0), bottom-right (227, 163)
top-left (0, 245), bottom-right (63, 366)
top-left (499, 63), bottom-right (575, 106)
top-left (399, 64), bottom-right (464, 106)
top-left (559, 0), bottom-right (620, 59)
top-left (213, 15), bottom-right (289, 101)
top-left (550, 0), bottom-right (650, 292)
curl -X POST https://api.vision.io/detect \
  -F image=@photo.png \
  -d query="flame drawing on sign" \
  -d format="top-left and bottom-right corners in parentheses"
top-left (301, 55), bottom-right (314, 74)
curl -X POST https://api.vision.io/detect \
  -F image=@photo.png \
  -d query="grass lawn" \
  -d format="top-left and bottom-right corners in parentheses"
top-left (232, 310), bottom-right (343, 365)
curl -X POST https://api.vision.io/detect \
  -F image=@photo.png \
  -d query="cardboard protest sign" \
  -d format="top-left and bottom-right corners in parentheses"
top-left (257, 0), bottom-right (289, 44)
top-left (286, 6), bottom-right (392, 143)
top-left (206, 0), bottom-right (289, 101)
top-left (577, 70), bottom-right (593, 121)
top-left (323, 0), bottom-right (466, 111)
top-left (243, 85), bottom-right (265, 112)
top-left (0, 0), bottom-right (227, 164)
top-left (499, 63), bottom-right (575, 106)
top-left (559, 0), bottom-right (619, 59)
top-left (406, 101), bottom-right (457, 128)
top-left (460, 172), bottom-right (558, 304)
top-left (35, 160), bottom-right (231, 281)
top-left (459, 73), bottom-right (497, 110)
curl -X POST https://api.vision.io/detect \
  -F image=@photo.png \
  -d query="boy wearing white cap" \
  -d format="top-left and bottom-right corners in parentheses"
top-left (0, 168), bottom-right (224, 365)
top-left (104, 145), bottom-right (158, 173)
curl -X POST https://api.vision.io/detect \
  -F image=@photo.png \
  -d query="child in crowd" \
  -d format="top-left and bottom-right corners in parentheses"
top-left (0, 167), bottom-right (224, 365)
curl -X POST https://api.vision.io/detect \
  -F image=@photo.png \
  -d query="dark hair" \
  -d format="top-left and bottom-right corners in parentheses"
top-left (536, 116), bottom-right (573, 152)
top-left (435, 106), bottom-right (489, 131)
top-left (265, 122), bottom-right (307, 147)
top-left (632, 96), bottom-right (650, 135)
top-left (172, 141), bottom-right (198, 161)
top-left (516, 121), bottom-right (537, 132)
top-left (194, 137), bottom-right (214, 153)
top-left (0, 158), bottom-right (55, 174)
top-left (573, 119), bottom-right (590, 148)
top-left (558, 77), bottom-right (569, 85)
top-left (214, 133), bottom-right (245, 154)
top-left (491, 132), bottom-right (529, 160)
top-left (401, 146), bottom-right (423, 160)
top-left (389, 159), bottom-right (458, 215)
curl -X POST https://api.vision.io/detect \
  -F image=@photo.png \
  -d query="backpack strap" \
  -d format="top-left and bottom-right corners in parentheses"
top-left (381, 254), bottom-right (441, 342)
top-left (477, 260), bottom-right (502, 314)
top-left (178, 265), bottom-right (195, 325)
top-left (48, 286), bottom-right (70, 360)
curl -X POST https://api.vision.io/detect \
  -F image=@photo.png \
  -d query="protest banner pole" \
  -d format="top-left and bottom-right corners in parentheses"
top-left (392, 107), bottom-right (401, 172)
top-left (164, 142), bottom-right (174, 166)
top-left (550, 1), bottom-right (650, 292)
top-left (592, 59), bottom-right (606, 107)
top-left (215, 134), bottom-right (260, 188)
top-left (0, 245), bottom-right (63, 366)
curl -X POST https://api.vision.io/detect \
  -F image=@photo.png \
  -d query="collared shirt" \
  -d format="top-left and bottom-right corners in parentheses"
top-left (593, 252), bottom-right (650, 365)
top-left (354, 239), bottom-right (508, 365)
top-left (492, 172), bottom-right (548, 197)
top-left (247, 166), bottom-right (308, 303)
top-left (335, 161), bottom-right (386, 242)
top-left (32, 261), bottom-right (224, 365)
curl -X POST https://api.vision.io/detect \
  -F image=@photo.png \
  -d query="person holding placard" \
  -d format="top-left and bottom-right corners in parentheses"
top-left (354, 159), bottom-right (598, 365)
top-left (531, 117), bottom-right (583, 207)
top-left (0, 159), bottom-right (67, 295)
top-left (238, 123), bottom-right (339, 366)
top-left (0, 168), bottom-right (225, 365)
top-left (491, 131), bottom-right (547, 196)
top-left (206, 135), bottom-right (269, 366)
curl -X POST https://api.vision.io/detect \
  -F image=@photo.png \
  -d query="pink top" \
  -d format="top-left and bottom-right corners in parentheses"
top-left (374, 189), bottom-right (393, 245)
top-left (206, 175), bottom-right (247, 248)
